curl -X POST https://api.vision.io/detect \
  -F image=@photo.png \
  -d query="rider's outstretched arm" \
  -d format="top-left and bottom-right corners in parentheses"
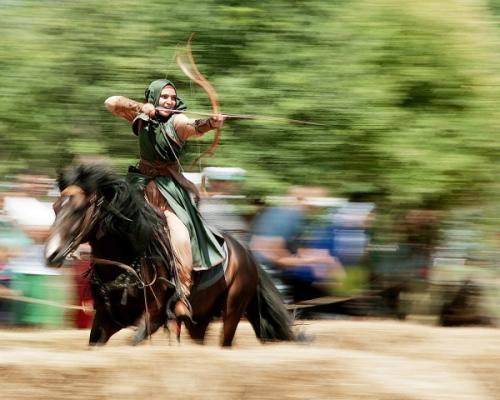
top-left (173, 113), bottom-right (224, 141)
top-left (104, 96), bottom-right (144, 124)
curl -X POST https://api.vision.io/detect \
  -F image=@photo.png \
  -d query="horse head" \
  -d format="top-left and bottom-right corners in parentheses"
top-left (44, 163), bottom-right (168, 269)
top-left (45, 183), bottom-right (102, 268)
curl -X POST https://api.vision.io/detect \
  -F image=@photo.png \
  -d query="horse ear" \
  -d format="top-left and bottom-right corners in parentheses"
top-left (57, 164), bottom-right (81, 191)
top-left (56, 169), bottom-right (69, 191)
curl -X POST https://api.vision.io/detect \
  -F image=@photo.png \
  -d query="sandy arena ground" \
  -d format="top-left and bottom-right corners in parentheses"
top-left (1, 319), bottom-right (499, 400)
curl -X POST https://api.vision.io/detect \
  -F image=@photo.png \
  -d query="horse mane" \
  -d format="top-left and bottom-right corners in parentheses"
top-left (58, 163), bottom-right (173, 259)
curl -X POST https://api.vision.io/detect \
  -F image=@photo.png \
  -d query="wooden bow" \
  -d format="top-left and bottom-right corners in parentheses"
top-left (176, 34), bottom-right (220, 169)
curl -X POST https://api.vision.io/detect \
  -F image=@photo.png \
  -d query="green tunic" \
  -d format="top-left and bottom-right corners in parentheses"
top-left (128, 79), bottom-right (225, 270)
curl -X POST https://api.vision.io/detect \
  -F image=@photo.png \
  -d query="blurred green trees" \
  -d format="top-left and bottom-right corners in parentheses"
top-left (1, 0), bottom-right (500, 213)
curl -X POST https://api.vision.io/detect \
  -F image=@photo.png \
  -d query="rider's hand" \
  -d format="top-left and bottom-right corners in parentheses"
top-left (141, 103), bottom-right (156, 118)
top-left (209, 113), bottom-right (225, 129)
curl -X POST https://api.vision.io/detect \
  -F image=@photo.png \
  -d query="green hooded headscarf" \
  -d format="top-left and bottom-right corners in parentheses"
top-left (145, 79), bottom-right (187, 112)
top-left (132, 79), bottom-right (187, 136)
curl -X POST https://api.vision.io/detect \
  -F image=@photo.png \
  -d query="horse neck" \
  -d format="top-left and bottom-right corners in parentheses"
top-left (89, 233), bottom-right (139, 277)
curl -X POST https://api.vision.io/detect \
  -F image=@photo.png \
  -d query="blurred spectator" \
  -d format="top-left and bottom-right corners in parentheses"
top-left (198, 167), bottom-right (250, 245)
top-left (12, 173), bottom-right (53, 199)
top-left (290, 199), bottom-right (375, 294)
top-left (367, 208), bottom-right (442, 319)
top-left (401, 209), bottom-right (441, 280)
top-left (3, 225), bottom-right (68, 327)
top-left (322, 202), bottom-right (375, 296)
top-left (2, 173), bottom-right (55, 234)
top-left (331, 202), bottom-right (375, 267)
top-left (0, 181), bottom-right (35, 323)
top-left (0, 241), bottom-right (12, 324)
top-left (0, 173), bottom-right (69, 327)
top-left (249, 186), bottom-right (344, 303)
top-left (0, 182), bottom-right (34, 250)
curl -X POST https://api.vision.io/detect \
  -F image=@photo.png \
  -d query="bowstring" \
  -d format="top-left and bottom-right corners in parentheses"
top-left (179, 49), bottom-right (203, 173)
top-left (161, 46), bottom-right (190, 174)
top-left (188, 62), bottom-right (203, 173)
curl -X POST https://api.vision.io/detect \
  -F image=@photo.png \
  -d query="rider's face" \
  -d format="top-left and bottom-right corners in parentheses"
top-left (157, 85), bottom-right (177, 117)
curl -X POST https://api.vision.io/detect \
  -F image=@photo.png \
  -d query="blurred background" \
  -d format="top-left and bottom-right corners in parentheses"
top-left (1, 0), bottom-right (500, 328)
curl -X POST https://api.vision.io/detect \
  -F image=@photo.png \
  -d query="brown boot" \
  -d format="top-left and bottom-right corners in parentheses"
top-left (166, 320), bottom-right (182, 344)
top-left (174, 299), bottom-right (191, 321)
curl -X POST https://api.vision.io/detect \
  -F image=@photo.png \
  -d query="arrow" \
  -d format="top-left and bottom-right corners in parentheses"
top-left (155, 107), bottom-right (325, 126)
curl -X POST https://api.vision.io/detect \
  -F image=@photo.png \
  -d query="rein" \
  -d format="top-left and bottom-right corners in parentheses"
top-left (62, 192), bottom-right (132, 260)
top-left (91, 257), bottom-right (143, 283)
top-left (0, 289), bottom-right (91, 312)
top-left (75, 193), bottom-right (102, 242)
top-left (61, 193), bottom-right (103, 261)
top-left (54, 180), bottom-right (175, 338)
top-left (74, 190), bottom-right (166, 336)
top-left (90, 256), bottom-right (165, 338)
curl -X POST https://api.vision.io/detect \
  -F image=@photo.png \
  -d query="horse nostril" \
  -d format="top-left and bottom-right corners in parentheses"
top-left (45, 250), bottom-right (58, 265)
top-left (45, 234), bottom-right (62, 266)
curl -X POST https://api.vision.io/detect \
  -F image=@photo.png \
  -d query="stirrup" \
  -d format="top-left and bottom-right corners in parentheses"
top-left (174, 300), bottom-right (191, 319)
top-left (166, 294), bottom-right (193, 323)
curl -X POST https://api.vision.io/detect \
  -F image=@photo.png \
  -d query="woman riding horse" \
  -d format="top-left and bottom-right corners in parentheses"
top-left (105, 79), bottom-right (225, 321)
top-left (45, 164), bottom-right (296, 346)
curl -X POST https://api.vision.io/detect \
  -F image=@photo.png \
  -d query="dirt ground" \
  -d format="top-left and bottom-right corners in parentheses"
top-left (1, 319), bottom-right (499, 400)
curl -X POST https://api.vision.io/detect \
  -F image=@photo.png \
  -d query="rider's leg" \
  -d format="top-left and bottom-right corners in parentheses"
top-left (164, 210), bottom-right (192, 319)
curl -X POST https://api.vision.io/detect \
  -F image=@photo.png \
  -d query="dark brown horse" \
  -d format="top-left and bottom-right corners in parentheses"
top-left (44, 164), bottom-right (296, 346)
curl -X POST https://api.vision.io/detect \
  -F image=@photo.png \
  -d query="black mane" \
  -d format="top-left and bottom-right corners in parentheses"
top-left (58, 163), bottom-right (171, 257)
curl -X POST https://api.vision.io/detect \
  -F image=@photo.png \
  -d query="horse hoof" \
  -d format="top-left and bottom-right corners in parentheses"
top-left (296, 330), bottom-right (314, 344)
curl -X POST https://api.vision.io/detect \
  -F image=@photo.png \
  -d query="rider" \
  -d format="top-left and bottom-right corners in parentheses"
top-left (104, 79), bottom-right (226, 320)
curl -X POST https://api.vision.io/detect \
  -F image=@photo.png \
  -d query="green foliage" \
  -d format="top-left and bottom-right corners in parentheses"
top-left (1, 0), bottom-right (500, 216)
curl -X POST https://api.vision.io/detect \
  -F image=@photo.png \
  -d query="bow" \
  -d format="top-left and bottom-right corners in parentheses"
top-left (176, 34), bottom-right (220, 169)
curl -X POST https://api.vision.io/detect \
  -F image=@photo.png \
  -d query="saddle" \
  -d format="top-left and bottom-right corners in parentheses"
top-left (192, 262), bottom-right (225, 293)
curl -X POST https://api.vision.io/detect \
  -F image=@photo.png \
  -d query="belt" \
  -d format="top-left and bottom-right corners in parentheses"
top-left (138, 159), bottom-right (200, 203)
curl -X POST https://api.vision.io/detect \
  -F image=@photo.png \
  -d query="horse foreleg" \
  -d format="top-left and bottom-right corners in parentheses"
top-left (89, 309), bottom-right (121, 346)
top-left (185, 318), bottom-right (211, 345)
top-left (132, 313), bottom-right (165, 345)
top-left (164, 320), bottom-right (183, 344)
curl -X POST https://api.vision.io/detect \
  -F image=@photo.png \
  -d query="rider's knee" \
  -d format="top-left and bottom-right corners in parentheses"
top-left (164, 211), bottom-right (191, 249)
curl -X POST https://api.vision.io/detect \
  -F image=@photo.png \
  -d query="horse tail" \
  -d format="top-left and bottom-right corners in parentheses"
top-left (246, 264), bottom-right (297, 342)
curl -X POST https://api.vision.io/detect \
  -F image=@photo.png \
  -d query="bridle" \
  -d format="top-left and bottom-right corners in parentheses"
top-left (52, 184), bottom-right (169, 337)
top-left (54, 189), bottom-right (103, 261)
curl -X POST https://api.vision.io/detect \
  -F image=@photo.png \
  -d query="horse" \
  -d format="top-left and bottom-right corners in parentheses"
top-left (44, 164), bottom-right (297, 346)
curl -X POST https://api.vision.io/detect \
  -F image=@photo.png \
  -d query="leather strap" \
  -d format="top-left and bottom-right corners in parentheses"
top-left (138, 159), bottom-right (200, 204)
